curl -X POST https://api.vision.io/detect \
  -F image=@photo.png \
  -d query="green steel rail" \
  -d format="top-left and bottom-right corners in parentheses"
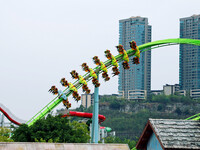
top-left (26, 38), bottom-right (200, 126)
top-left (185, 113), bottom-right (200, 120)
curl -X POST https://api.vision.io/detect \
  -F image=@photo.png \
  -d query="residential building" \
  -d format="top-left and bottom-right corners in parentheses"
top-left (81, 93), bottom-right (94, 108)
top-left (179, 15), bottom-right (200, 91)
top-left (190, 89), bottom-right (200, 99)
top-left (151, 90), bottom-right (163, 95)
top-left (177, 90), bottom-right (186, 96)
top-left (163, 84), bottom-right (179, 95)
top-left (136, 119), bottom-right (200, 150)
top-left (128, 90), bottom-right (146, 100)
top-left (118, 16), bottom-right (152, 100)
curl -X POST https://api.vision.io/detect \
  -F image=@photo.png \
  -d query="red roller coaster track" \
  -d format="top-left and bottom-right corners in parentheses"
top-left (0, 107), bottom-right (21, 125)
top-left (62, 111), bottom-right (106, 123)
top-left (0, 103), bottom-right (105, 125)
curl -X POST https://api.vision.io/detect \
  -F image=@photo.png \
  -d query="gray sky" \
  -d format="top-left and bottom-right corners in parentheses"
top-left (0, 0), bottom-right (200, 120)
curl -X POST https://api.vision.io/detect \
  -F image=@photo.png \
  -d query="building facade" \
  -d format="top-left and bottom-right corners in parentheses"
top-left (163, 84), bottom-right (180, 95)
top-left (81, 93), bottom-right (94, 108)
top-left (118, 16), bottom-right (152, 100)
top-left (180, 15), bottom-right (200, 91)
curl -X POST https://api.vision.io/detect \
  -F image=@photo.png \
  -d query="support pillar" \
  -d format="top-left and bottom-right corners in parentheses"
top-left (91, 75), bottom-right (99, 143)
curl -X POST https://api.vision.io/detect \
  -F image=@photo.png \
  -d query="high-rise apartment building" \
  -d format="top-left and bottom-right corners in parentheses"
top-left (81, 93), bottom-right (94, 108)
top-left (118, 16), bottom-right (151, 100)
top-left (180, 15), bottom-right (200, 91)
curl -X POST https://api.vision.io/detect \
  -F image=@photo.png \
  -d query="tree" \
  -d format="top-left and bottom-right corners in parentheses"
top-left (12, 114), bottom-right (90, 143)
top-left (104, 136), bottom-right (137, 149)
top-left (0, 127), bottom-right (13, 142)
top-left (175, 108), bottom-right (182, 115)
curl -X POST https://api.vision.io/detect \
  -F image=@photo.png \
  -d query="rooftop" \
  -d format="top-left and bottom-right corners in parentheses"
top-left (136, 119), bottom-right (200, 149)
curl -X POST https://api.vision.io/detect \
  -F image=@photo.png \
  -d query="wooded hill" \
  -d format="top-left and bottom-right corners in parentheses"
top-left (75, 94), bottom-right (200, 140)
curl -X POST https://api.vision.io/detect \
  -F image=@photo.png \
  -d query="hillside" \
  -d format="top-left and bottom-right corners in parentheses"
top-left (75, 95), bottom-right (200, 140)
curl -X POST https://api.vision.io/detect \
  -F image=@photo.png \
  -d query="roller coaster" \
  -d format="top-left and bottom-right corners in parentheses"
top-left (0, 103), bottom-right (106, 126)
top-left (1, 38), bottom-right (200, 127)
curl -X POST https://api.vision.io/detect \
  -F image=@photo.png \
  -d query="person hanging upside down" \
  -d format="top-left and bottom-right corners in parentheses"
top-left (70, 70), bottom-right (79, 79)
top-left (49, 86), bottom-right (58, 95)
top-left (93, 56), bottom-right (101, 65)
top-left (68, 82), bottom-right (81, 102)
top-left (104, 50), bottom-right (120, 76)
top-left (81, 63), bottom-right (100, 87)
top-left (79, 76), bottom-right (90, 94)
top-left (112, 66), bottom-right (120, 76)
top-left (105, 50), bottom-right (112, 59)
top-left (60, 78), bottom-right (69, 87)
top-left (116, 44), bottom-right (130, 69)
top-left (116, 44), bottom-right (124, 54)
top-left (130, 40), bottom-right (140, 65)
top-left (122, 61), bottom-right (130, 69)
top-left (81, 63), bottom-right (90, 72)
top-left (62, 99), bottom-right (71, 109)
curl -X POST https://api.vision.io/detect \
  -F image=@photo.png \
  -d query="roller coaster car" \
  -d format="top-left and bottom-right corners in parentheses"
top-left (129, 40), bottom-right (137, 50)
top-left (93, 56), bottom-right (100, 65)
top-left (116, 45), bottom-right (124, 54)
top-left (133, 57), bottom-right (140, 65)
top-left (122, 61), bottom-right (130, 69)
top-left (70, 70), bottom-right (79, 79)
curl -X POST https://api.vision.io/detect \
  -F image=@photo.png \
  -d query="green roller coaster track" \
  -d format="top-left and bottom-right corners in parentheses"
top-left (26, 38), bottom-right (200, 126)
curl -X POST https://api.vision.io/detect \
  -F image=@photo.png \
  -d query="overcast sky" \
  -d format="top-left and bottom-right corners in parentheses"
top-left (0, 0), bottom-right (200, 120)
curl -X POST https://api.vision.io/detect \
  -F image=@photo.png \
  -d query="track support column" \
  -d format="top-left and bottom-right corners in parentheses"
top-left (91, 75), bottom-right (99, 143)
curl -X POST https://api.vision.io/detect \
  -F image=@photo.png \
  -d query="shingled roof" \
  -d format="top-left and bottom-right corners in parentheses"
top-left (136, 119), bottom-right (200, 150)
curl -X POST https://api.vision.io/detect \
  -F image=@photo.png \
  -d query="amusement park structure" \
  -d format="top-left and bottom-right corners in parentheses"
top-left (1, 38), bottom-right (200, 143)
top-left (0, 104), bottom-right (106, 126)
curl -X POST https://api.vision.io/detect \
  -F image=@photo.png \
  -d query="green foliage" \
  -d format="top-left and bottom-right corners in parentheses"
top-left (11, 124), bottom-right (31, 142)
top-left (0, 127), bottom-right (13, 142)
top-left (104, 136), bottom-right (136, 149)
top-left (12, 114), bottom-right (90, 143)
top-left (97, 95), bottom-right (200, 141)
top-left (157, 104), bottom-right (164, 111)
top-left (175, 107), bottom-right (182, 115)
top-left (150, 94), bottom-right (197, 104)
